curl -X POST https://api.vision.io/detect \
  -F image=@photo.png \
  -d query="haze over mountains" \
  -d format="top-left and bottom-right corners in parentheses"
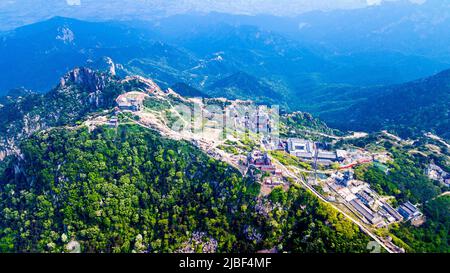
top-left (1, 1), bottom-right (450, 255)
top-left (0, 0), bottom-right (449, 140)
top-left (323, 69), bottom-right (450, 139)
top-left (0, 0), bottom-right (429, 31)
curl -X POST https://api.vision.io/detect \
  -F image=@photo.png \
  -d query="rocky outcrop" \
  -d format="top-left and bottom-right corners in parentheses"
top-left (0, 67), bottom-right (171, 162)
top-left (1, 67), bottom-right (120, 161)
top-left (105, 57), bottom-right (116, 76)
top-left (59, 67), bottom-right (109, 93)
top-left (121, 75), bottom-right (163, 94)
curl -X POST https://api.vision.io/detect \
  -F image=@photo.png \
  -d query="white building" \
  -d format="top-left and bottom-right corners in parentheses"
top-left (287, 138), bottom-right (315, 159)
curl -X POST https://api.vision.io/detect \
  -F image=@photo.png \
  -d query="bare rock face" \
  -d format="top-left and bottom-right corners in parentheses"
top-left (1, 67), bottom-right (118, 161)
top-left (0, 138), bottom-right (21, 160)
top-left (121, 75), bottom-right (163, 94)
top-left (105, 57), bottom-right (116, 76)
top-left (56, 27), bottom-right (75, 44)
top-left (61, 67), bottom-right (108, 93)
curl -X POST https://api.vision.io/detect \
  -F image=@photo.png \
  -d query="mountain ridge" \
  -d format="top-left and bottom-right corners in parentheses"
top-left (321, 68), bottom-right (450, 140)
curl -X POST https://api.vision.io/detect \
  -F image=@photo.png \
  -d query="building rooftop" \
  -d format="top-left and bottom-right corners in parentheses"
top-left (288, 139), bottom-right (315, 154)
top-left (356, 191), bottom-right (375, 205)
top-left (398, 201), bottom-right (422, 220)
top-left (336, 149), bottom-right (348, 158)
top-left (350, 199), bottom-right (383, 225)
top-left (381, 202), bottom-right (403, 222)
top-left (318, 151), bottom-right (337, 160)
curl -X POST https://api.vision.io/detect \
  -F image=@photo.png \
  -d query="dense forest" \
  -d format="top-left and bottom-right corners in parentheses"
top-left (354, 150), bottom-right (442, 205)
top-left (323, 69), bottom-right (450, 140)
top-left (0, 125), bottom-right (370, 253)
top-left (353, 147), bottom-right (449, 253)
top-left (390, 196), bottom-right (450, 253)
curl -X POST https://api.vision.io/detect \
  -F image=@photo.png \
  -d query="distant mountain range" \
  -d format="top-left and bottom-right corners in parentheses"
top-left (1, 8), bottom-right (450, 141)
top-left (0, 0), bottom-right (398, 31)
top-left (0, 17), bottom-right (197, 93)
top-left (2, 14), bottom-right (448, 94)
top-left (321, 69), bottom-right (450, 140)
top-left (207, 71), bottom-right (283, 103)
top-left (3, 1), bottom-right (449, 31)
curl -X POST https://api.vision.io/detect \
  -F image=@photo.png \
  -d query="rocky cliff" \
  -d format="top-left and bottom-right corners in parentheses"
top-left (0, 67), bottom-right (122, 160)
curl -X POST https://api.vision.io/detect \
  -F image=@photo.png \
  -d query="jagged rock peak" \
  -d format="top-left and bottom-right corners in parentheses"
top-left (59, 67), bottom-right (110, 92)
top-left (104, 57), bottom-right (116, 76)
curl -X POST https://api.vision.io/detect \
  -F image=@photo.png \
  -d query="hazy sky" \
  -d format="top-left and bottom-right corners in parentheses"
top-left (61, 0), bottom-right (427, 14)
top-left (1, 0), bottom-right (428, 15)
top-left (0, 0), bottom-right (429, 30)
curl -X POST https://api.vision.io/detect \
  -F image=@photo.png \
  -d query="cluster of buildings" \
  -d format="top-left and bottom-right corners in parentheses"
top-left (335, 149), bottom-right (375, 170)
top-left (286, 138), bottom-right (340, 165)
top-left (349, 199), bottom-right (384, 226)
top-left (426, 163), bottom-right (450, 187)
top-left (228, 105), bottom-right (275, 135)
top-left (116, 96), bottom-right (142, 112)
top-left (116, 92), bottom-right (149, 112)
top-left (247, 151), bottom-right (282, 175)
top-left (272, 138), bottom-right (386, 169)
top-left (380, 202), bottom-right (404, 223)
top-left (262, 138), bottom-right (391, 172)
top-left (111, 91), bottom-right (151, 127)
top-left (327, 171), bottom-right (421, 227)
top-left (398, 201), bottom-right (423, 221)
top-left (247, 151), bottom-right (275, 172)
top-left (329, 173), bottom-right (384, 225)
top-left (261, 137), bottom-right (286, 151)
top-left (246, 151), bottom-right (283, 186)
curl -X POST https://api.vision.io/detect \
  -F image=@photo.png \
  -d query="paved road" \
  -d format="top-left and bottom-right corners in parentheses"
top-left (425, 133), bottom-right (450, 149)
top-left (124, 111), bottom-right (399, 253)
top-left (274, 161), bottom-right (398, 253)
top-left (294, 129), bottom-right (368, 142)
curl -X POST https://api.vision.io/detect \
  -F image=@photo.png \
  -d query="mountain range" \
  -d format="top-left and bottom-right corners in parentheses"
top-left (1, 2), bottom-right (449, 141)
top-left (0, 0), bottom-right (415, 31)
top-left (0, 64), bottom-right (448, 253)
top-left (0, 0), bottom-right (449, 255)
top-left (322, 69), bottom-right (450, 139)
top-left (0, 67), bottom-right (380, 253)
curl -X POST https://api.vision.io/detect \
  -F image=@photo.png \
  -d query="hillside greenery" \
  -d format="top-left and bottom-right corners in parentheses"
top-left (323, 69), bottom-right (450, 140)
top-left (391, 196), bottom-right (450, 253)
top-left (0, 125), bottom-right (371, 253)
top-left (354, 150), bottom-right (442, 205)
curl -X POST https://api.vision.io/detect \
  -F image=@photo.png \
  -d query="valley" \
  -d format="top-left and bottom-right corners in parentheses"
top-left (1, 69), bottom-right (445, 253)
top-left (1, 14), bottom-right (449, 142)
top-left (107, 78), bottom-right (449, 254)
top-left (0, 1), bottom-right (449, 255)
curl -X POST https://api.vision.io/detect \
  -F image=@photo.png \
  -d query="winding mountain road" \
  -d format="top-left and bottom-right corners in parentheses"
top-left (122, 108), bottom-right (401, 254)
top-left (273, 160), bottom-right (400, 253)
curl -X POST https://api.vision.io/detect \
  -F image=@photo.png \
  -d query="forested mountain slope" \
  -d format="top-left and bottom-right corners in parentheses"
top-left (0, 67), bottom-right (123, 161)
top-left (0, 67), bottom-right (372, 253)
top-left (0, 125), bottom-right (371, 253)
top-left (322, 69), bottom-right (450, 140)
